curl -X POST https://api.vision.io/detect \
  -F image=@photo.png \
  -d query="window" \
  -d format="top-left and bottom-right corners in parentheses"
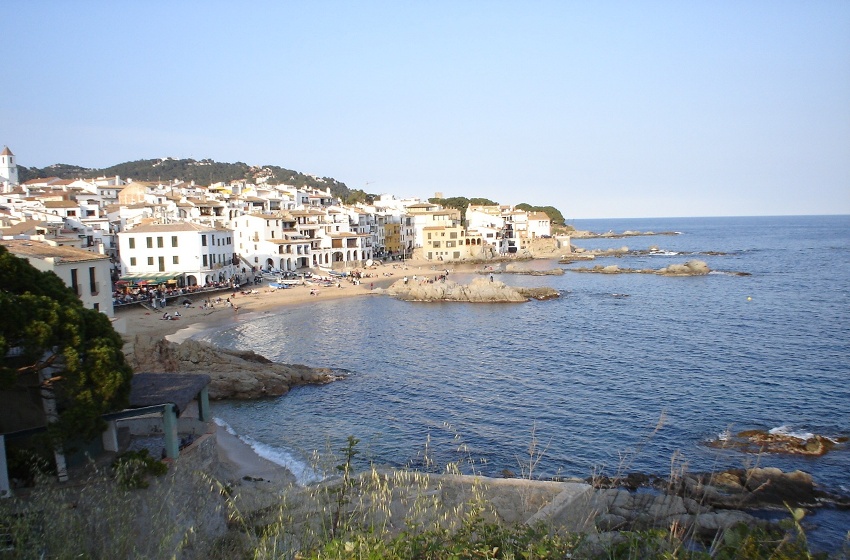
top-left (202, 235), bottom-right (207, 246)
top-left (130, 257), bottom-right (137, 266)
top-left (173, 256), bottom-right (179, 265)
top-left (202, 255), bottom-right (208, 267)
top-left (158, 256), bottom-right (165, 272)
top-left (70, 269), bottom-right (79, 295)
top-left (146, 237), bottom-right (153, 249)
top-left (147, 257), bottom-right (154, 266)
top-left (171, 236), bottom-right (178, 247)
top-left (157, 237), bottom-right (163, 248)
top-left (450, 232), bottom-right (458, 239)
top-left (128, 238), bottom-right (135, 249)
top-left (89, 267), bottom-right (97, 295)
top-left (433, 241), bottom-right (441, 248)
top-left (427, 233), bottom-right (432, 240)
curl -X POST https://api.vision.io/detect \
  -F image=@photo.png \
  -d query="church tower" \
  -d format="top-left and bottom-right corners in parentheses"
top-left (0, 146), bottom-right (19, 191)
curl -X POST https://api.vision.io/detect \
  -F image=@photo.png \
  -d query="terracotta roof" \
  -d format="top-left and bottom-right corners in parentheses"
top-left (43, 200), bottom-right (78, 208)
top-left (0, 239), bottom-right (109, 263)
top-left (23, 177), bottom-right (61, 186)
top-left (0, 220), bottom-right (49, 235)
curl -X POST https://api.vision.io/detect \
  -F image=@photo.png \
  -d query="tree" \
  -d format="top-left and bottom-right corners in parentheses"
top-left (0, 246), bottom-right (133, 443)
top-left (515, 203), bottom-right (566, 226)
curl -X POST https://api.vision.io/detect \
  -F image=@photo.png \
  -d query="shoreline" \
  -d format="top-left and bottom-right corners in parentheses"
top-left (116, 258), bottom-right (510, 484)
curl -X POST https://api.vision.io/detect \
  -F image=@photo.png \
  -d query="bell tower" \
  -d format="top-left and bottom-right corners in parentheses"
top-left (0, 146), bottom-right (19, 191)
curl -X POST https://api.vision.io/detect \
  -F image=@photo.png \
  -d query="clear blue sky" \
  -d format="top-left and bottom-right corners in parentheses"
top-left (5, 1), bottom-right (849, 219)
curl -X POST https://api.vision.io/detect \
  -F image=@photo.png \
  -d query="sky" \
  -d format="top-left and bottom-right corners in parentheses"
top-left (4, 1), bottom-right (849, 219)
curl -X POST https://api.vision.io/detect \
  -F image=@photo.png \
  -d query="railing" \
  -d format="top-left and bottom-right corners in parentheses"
top-left (90, 281), bottom-right (100, 296)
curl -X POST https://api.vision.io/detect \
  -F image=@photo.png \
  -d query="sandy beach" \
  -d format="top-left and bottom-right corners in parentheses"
top-left (113, 262), bottom-right (428, 342)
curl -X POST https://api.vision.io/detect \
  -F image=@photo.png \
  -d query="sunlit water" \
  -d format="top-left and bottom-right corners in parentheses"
top-left (200, 215), bottom-right (850, 550)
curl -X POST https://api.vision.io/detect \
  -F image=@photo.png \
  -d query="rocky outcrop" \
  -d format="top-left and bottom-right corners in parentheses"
top-left (674, 467), bottom-right (850, 510)
top-left (570, 230), bottom-right (680, 239)
top-left (706, 429), bottom-right (847, 457)
top-left (477, 264), bottom-right (565, 276)
top-left (380, 277), bottom-right (559, 303)
top-left (567, 260), bottom-right (712, 276)
top-left (129, 335), bottom-right (337, 399)
top-left (592, 467), bottom-right (850, 512)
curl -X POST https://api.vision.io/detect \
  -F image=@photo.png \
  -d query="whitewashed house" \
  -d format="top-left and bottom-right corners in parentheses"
top-left (117, 222), bottom-right (237, 288)
top-left (0, 238), bottom-right (114, 316)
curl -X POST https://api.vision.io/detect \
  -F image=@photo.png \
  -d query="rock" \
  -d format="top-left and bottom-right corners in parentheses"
top-left (129, 335), bottom-right (337, 399)
top-left (567, 260), bottom-right (712, 276)
top-left (658, 260), bottom-right (710, 276)
top-left (515, 287), bottom-right (560, 300)
top-left (707, 428), bottom-right (845, 457)
top-left (674, 467), bottom-right (850, 510)
top-left (383, 277), bottom-right (558, 303)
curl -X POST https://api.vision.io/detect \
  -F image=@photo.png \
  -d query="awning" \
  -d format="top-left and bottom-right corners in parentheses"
top-left (118, 272), bottom-right (181, 285)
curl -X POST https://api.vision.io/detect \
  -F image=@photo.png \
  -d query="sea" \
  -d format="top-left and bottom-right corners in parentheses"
top-left (199, 215), bottom-right (849, 551)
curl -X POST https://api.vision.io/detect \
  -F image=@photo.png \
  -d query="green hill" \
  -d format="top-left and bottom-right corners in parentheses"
top-left (17, 157), bottom-right (353, 201)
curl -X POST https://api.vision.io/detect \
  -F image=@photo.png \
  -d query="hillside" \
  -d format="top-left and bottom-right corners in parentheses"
top-left (17, 158), bottom-right (353, 201)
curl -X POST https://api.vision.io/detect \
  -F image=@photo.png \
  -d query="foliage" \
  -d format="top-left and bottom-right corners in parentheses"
top-left (428, 196), bottom-right (499, 223)
top-left (343, 189), bottom-right (377, 205)
top-left (0, 245), bottom-right (133, 443)
top-left (112, 449), bottom-right (168, 489)
top-left (515, 203), bottom-right (566, 226)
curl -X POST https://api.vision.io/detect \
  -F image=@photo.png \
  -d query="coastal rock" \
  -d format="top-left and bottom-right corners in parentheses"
top-left (567, 260), bottom-right (712, 276)
top-left (128, 335), bottom-right (336, 399)
top-left (706, 428), bottom-right (846, 457)
top-left (584, 487), bottom-right (760, 541)
top-left (382, 277), bottom-right (558, 303)
top-left (658, 260), bottom-right (710, 276)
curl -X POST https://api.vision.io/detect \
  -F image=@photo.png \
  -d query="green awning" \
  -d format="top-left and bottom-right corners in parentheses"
top-left (118, 272), bottom-right (181, 285)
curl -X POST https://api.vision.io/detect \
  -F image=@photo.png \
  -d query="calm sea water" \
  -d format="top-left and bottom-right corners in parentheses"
top-left (204, 215), bottom-right (850, 549)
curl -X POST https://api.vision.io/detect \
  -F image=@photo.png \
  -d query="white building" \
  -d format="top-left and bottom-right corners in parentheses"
top-left (0, 238), bottom-right (114, 316)
top-left (117, 222), bottom-right (237, 288)
top-left (232, 212), bottom-right (311, 272)
top-left (0, 147), bottom-right (19, 192)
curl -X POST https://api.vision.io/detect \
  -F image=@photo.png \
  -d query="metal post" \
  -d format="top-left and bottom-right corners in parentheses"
top-left (198, 387), bottom-right (210, 422)
top-left (0, 434), bottom-right (11, 498)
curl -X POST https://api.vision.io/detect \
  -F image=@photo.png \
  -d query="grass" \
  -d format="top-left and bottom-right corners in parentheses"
top-left (0, 428), bottom-right (844, 559)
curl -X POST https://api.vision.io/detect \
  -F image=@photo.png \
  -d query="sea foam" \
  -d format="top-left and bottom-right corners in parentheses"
top-left (214, 417), bottom-right (323, 486)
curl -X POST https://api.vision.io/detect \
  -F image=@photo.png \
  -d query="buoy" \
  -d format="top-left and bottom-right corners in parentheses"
top-left (747, 296), bottom-right (752, 301)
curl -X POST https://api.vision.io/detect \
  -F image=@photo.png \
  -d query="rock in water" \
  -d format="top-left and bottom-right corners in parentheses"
top-left (128, 335), bottom-right (336, 399)
top-left (384, 277), bottom-right (558, 303)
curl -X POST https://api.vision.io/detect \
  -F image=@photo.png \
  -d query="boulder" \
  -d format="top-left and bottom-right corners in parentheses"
top-left (658, 260), bottom-right (710, 276)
